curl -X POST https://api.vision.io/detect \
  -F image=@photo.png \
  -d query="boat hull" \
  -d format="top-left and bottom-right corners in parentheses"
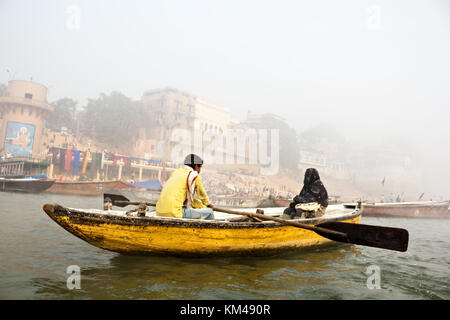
top-left (361, 201), bottom-right (450, 218)
top-left (0, 179), bottom-right (55, 193)
top-left (42, 204), bottom-right (361, 257)
top-left (273, 198), bottom-right (291, 207)
top-left (273, 198), bottom-right (341, 207)
top-left (44, 180), bottom-right (132, 196)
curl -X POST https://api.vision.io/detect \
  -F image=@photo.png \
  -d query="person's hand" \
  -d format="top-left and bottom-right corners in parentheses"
top-left (207, 204), bottom-right (215, 211)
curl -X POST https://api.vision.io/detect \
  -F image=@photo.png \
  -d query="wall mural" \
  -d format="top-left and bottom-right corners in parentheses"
top-left (3, 121), bottom-right (35, 157)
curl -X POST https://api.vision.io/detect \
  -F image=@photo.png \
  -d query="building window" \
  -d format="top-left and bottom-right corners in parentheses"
top-left (25, 93), bottom-right (33, 99)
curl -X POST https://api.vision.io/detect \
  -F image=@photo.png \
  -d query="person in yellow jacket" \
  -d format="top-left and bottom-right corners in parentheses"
top-left (156, 154), bottom-right (215, 219)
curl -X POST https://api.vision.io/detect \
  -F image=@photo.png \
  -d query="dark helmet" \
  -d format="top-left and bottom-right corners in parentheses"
top-left (184, 154), bottom-right (203, 168)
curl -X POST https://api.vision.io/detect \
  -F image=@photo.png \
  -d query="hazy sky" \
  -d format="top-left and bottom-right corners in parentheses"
top-left (1, 0), bottom-right (449, 194)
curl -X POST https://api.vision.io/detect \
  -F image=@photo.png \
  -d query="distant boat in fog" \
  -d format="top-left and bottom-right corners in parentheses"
top-left (44, 180), bottom-right (132, 196)
top-left (360, 201), bottom-right (450, 218)
top-left (0, 177), bottom-right (55, 193)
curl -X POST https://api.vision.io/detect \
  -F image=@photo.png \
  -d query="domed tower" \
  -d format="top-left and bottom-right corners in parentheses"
top-left (0, 80), bottom-right (54, 158)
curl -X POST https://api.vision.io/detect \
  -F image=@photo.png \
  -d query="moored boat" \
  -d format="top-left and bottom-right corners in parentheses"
top-left (209, 195), bottom-right (269, 208)
top-left (42, 204), bottom-right (362, 257)
top-left (361, 201), bottom-right (450, 218)
top-left (44, 180), bottom-right (133, 196)
top-left (116, 188), bottom-right (161, 202)
top-left (273, 195), bottom-right (342, 208)
top-left (113, 179), bottom-right (162, 202)
top-left (273, 198), bottom-right (290, 207)
top-left (0, 177), bottom-right (55, 193)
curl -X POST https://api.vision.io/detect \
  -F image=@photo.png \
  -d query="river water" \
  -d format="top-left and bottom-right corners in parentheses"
top-left (0, 192), bottom-right (449, 300)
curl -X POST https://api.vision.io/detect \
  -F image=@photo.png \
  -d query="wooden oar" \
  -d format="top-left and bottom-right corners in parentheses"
top-left (104, 193), bottom-right (409, 252)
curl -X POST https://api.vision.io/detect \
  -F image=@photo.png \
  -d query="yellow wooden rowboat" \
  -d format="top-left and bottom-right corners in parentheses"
top-left (42, 203), bottom-right (362, 257)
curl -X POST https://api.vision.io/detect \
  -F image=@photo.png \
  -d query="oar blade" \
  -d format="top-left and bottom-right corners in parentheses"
top-left (316, 221), bottom-right (409, 252)
top-left (104, 193), bottom-right (131, 207)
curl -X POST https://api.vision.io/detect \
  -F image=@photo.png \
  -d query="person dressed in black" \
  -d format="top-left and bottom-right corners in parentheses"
top-left (282, 168), bottom-right (328, 219)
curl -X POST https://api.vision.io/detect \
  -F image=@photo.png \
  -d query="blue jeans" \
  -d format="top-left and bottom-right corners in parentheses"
top-left (182, 207), bottom-right (215, 220)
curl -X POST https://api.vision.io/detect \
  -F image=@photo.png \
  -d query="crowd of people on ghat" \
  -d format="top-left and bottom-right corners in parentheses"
top-left (202, 171), bottom-right (295, 199)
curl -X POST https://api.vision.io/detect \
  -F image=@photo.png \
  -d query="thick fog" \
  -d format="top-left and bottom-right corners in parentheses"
top-left (1, 0), bottom-right (449, 197)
